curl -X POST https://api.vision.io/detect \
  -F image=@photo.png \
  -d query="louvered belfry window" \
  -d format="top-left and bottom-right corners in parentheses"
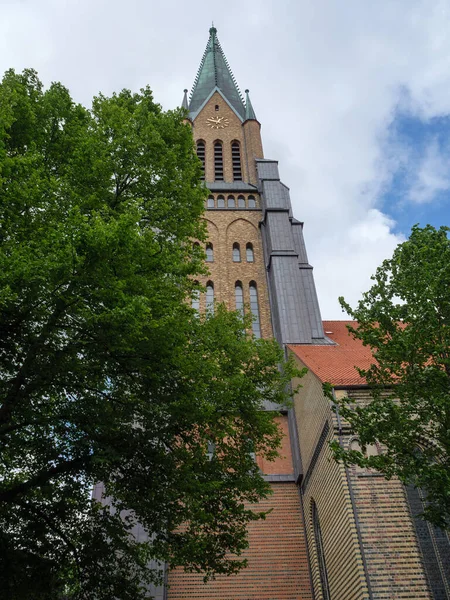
top-left (196, 140), bottom-right (205, 180)
top-left (214, 141), bottom-right (224, 181)
top-left (231, 141), bottom-right (242, 181)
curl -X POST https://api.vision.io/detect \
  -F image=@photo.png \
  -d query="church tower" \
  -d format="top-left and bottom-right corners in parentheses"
top-left (165, 26), bottom-right (324, 600)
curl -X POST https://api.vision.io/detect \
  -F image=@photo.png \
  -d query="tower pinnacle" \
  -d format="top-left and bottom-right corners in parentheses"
top-left (244, 89), bottom-right (257, 121)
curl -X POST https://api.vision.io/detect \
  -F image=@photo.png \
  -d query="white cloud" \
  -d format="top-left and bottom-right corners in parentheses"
top-left (0, 0), bottom-right (449, 319)
top-left (408, 138), bottom-right (450, 203)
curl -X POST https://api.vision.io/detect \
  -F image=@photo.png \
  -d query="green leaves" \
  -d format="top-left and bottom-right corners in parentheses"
top-left (334, 225), bottom-right (450, 530)
top-left (0, 70), bottom-right (298, 598)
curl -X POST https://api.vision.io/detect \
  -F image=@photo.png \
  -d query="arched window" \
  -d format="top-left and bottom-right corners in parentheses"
top-left (217, 195), bottom-right (225, 208)
top-left (249, 282), bottom-right (261, 339)
top-left (227, 195), bottom-right (235, 208)
top-left (191, 282), bottom-right (200, 312)
top-left (207, 195), bottom-right (215, 208)
top-left (232, 243), bottom-right (241, 262)
top-left (205, 243), bottom-right (214, 262)
top-left (238, 195), bottom-right (246, 208)
top-left (246, 243), bottom-right (254, 263)
top-left (206, 281), bottom-right (214, 314)
top-left (196, 140), bottom-right (205, 180)
top-left (231, 141), bottom-right (242, 181)
top-left (235, 281), bottom-right (244, 315)
top-left (214, 141), bottom-right (224, 181)
top-left (248, 195), bottom-right (256, 208)
top-left (312, 501), bottom-right (331, 600)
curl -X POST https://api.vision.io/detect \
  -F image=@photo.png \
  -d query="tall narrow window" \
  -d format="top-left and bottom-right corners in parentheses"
top-left (238, 195), bottom-right (246, 208)
top-left (246, 243), bottom-right (254, 262)
top-left (214, 141), bottom-right (224, 181)
top-left (196, 140), bottom-right (205, 180)
top-left (232, 243), bottom-right (241, 262)
top-left (235, 282), bottom-right (244, 315)
top-left (205, 243), bottom-right (214, 262)
top-left (249, 282), bottom-right (261, 339)
top-left (248, 195), bottom-right (256, 208)
top-left (227, 195), bottom-right (235, 208)
top-left (217, 195), bottom-right (225, 208)
top-left (206, 281), bottom-right (214, 314)
top-left (312, 501), bottom-right (331, 600)
top-left (231, 141), bottom-right (242, 181)
top-left (192, 287), bottom-right (200, 312)
top-left (207, 195), bottom-right (215, 208)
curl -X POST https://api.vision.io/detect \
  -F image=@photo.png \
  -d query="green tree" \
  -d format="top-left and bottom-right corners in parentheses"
top-left (0, 69), bottom-right (300, 599)
top-left (332, 224), bottom-right (450, 530)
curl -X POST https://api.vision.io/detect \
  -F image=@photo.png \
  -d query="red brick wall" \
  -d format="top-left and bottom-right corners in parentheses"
top-left (167, 483), bottom-right (313, 600)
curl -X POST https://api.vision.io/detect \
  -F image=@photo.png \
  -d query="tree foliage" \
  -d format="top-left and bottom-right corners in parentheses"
top-left (332, 224), bottom-right (450, 530)
top-left (0, 69), bottom-right (300, 598)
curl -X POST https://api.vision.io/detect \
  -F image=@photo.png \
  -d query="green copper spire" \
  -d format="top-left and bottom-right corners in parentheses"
top-left (244, 89), bottom-right (257, 121)
top-left (189, 27), bottom-right (245, 119)
top-left (181, 89), bottom-right (189, 111)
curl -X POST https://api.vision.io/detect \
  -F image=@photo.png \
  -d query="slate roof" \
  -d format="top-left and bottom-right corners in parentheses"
top-left (288, 321), bottom-right (377, 386)
top-left (189, 27), bottom-right (246, 120)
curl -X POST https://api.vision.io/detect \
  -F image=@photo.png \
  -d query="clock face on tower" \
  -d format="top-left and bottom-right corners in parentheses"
top-left (206, 116), bottom-right (230, 129)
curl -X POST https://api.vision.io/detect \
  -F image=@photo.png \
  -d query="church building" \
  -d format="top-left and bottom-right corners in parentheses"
top-left (161, 27), bottom-right (449, 600)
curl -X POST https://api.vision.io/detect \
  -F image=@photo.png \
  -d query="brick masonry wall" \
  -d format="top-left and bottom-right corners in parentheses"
top-left (166, 483), bottom-right (313, 600)
top-left (199, 208), bottom-right (273, 340)
top-left (192, 92), bottom-right (264, 184)
top-left (345, 389), bottom-right (432, 600)
top-left (291, 357), bottom-right (434, 600)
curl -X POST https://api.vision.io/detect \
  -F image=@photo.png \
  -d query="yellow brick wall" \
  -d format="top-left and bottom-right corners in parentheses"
top-left (291, 359), bottom-right (433, 600)
top-left (192, 92), bottom-right (264, 184)
top-left (197, 208), bottom-right (272, 339)
top-left (345, 389), bottom-right (432, 599)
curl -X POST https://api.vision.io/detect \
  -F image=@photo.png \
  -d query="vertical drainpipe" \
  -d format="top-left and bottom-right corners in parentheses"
top-left (332, 389), bottom-right (374, 600)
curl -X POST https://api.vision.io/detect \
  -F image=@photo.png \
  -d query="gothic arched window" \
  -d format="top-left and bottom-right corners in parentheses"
top-left (232, 243), bottom-right (241, 262)
top-left (246, 243), bottom-right (254, 263)
top-left (238, 195), bottom-right (246, 208)
top-left (207, 195), bottom-right (215, 208)
top-left (312, 500), bottom-right (331, 600)
top-left (235, 281), bottom-right (244, 315)
top-left (227, 195), bottom-right (235, 208)
top-left (217, 195), bottom-right (225, 208)
top-left (205, 243), bottom-right (214, 262)
top-left (214, 141), bottom-right (224, 181)
top-left (206, 281), bottom-right (214, 314)
top-left (231, 141), bottom-right (242, 181)
top-left (248, 195), bottom-right (256, 208)
top-left (249, 281), bottom-right (261, 339)
top-left (196, 140), bottom-right (205, 180)
top-left (191, 282), bottom-right (200, 312)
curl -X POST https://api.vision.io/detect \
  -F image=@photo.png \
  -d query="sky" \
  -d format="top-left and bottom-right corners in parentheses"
top-left (1, 0), bottom-right (450, 319)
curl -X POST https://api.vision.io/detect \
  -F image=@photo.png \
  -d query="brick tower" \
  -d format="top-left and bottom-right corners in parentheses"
top-left (165, 27), bottom-right (450, 600)
top-left (165, 26), bottom-right (327, 600)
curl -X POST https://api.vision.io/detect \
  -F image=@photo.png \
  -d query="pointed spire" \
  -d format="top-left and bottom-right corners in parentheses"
top-left (181, 89), bottom-right (189, 110)
top-left (244, 89), bottom-right (257, 121)
top-left (188, 27), bottom-right (245, 119)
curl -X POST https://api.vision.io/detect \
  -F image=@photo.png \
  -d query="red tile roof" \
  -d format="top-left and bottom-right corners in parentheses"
top-left (288, 321), bottom-right (376, 386)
